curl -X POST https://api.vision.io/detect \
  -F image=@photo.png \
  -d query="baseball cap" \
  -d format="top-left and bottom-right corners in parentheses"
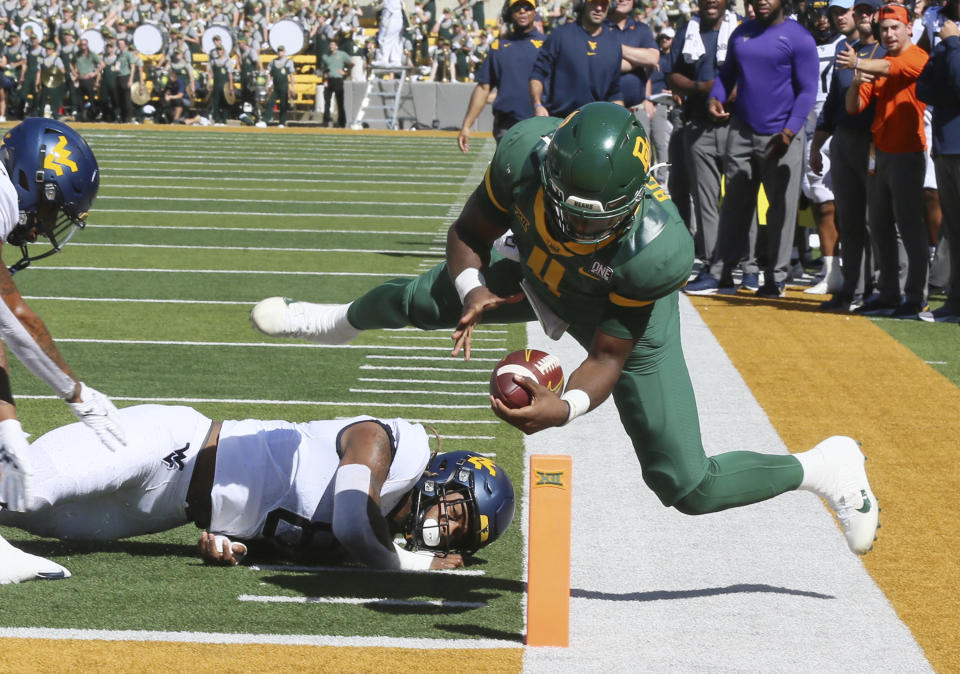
top-left (828, 0), bottom-right (854, 8)
top-left (509, 0), bottom-right (536, 7)
top-left (659, 27), bottom-right (675, 38)
top-left (852, 0), bottom-right (881, 10)
top-left (878, 3), bottom-right (909, 23)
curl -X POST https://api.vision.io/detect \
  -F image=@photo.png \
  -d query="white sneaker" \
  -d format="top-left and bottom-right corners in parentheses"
top-left (803, 278), bottom-right (830, 295)
top-left (797, 436), bottom-right (879, 555)
top-left (277, 124), bottom-right (285, 128)
top-left (250, 297), bottom-right (361, 344)
top-left (0, 534), bottom-right (71, 584)
top-left (255, 121), bottom-right (267, 128)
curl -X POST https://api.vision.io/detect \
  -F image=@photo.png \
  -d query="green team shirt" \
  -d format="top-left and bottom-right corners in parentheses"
top-left (475, 116), bottom-right (694, 340)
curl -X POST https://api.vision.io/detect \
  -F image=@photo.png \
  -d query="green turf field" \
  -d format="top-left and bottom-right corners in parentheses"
top-left (0, 129), bottom-right (527, 642)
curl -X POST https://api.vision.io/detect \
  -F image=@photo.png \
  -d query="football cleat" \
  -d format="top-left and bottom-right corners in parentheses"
top-left (250, 297), bottom-right (360, 344)
top-left (798, 436), bottom-right (879, 555)
top-left (0, 535), bottom-right (71, 584)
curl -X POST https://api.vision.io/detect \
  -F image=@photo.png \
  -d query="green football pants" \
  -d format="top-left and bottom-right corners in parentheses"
top-left (346, 259), bottom-right (803, 512)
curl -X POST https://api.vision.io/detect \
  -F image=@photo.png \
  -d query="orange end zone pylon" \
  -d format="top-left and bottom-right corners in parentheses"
top-left (526, 454), bottom-right (572, 647)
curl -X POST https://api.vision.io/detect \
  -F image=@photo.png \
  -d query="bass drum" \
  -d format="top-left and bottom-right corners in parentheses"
top-left (201, 24), bottom-right (234, 55)
top-left (19, 19), bottom-right (46, 42)
top-left (80, 29), bottom-right (106, 55)
top-left (133, 23), bottom-right (169, 56)
top-left (268, 18), bottom-right (307, 54)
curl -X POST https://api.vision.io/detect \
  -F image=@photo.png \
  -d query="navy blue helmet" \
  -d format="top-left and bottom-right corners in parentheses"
top-left (405, 451), bottom-right (516, 555)
top-left (0, 118), bottom-right (99, 273)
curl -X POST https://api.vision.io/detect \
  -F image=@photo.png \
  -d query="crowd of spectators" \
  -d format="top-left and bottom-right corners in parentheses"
top-left (456, 0), bottom-right (957, 321)
top-left (0, 0), bottom-right (955, 320)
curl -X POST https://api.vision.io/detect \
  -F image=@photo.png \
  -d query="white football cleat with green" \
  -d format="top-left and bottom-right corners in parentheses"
top-left (0, 534), bottom-right (71, 584)
top-left (250, 297), bottom-right (360, 344)
top-left (797, 436), bottom-right (879, 555)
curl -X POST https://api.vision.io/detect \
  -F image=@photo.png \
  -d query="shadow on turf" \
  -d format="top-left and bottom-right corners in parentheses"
top-left (571, 583), bottom-right (834, 602)
top-left (7, 538), bottom-right (196, 558)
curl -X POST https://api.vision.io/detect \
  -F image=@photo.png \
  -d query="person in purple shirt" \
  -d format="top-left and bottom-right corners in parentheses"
top-left (917, 6), bottom-right (960, 322)
top-left (529, 0), bottom-right (624, 117)
top-left (684, 0), bottom-right (819, 297)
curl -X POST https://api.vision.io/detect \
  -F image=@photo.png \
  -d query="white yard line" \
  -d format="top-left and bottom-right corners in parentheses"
top-left (14, 394), bottom-right (488, 409)
top-left (97, 195), bottom-right (450, 208)
top-left (93, 207), bottom-right (448, 219)
top-left (52, 338), bottom-right (504, 352)
top-left (0, 627), bottom-right (518, 649)
top-left (29, 266), bottom-right (417, 277)
top-left (66, 242), bottom-right (443, 256)
top-left (238, 595), bottom-right (486, 609)
top-left (248, 564), bottom-right (485, 575)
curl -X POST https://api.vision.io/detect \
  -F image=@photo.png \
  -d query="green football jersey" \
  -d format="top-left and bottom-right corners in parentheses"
top-left (475, 116), bottom-right (694, 340)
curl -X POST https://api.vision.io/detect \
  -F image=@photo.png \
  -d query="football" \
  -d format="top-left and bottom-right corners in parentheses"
top-left (490, 349), bottom-right (565, 409)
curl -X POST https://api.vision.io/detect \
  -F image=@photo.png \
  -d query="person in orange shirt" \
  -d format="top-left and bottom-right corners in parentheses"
top-left (844, 3), bottom-right (931, 317)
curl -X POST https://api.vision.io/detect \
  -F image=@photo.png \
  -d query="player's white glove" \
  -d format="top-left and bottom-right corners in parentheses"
top-left (67, 383), bottom-right (128, 452)
top-left (0, 418), bottom-right (31, 512)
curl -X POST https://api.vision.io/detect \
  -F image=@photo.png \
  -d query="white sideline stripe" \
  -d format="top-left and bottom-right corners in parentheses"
top-left (90, 224), bottom-right (443, 236)
top-left (105, 184), bottom-right (460, 196)
top-left (53, 338), bottom-right (503, 352)
top-left (357, 378), bottom-right (487, 385)
top-left (98, 195), bottom-right (450, 208)
top-left (381, 327), bottom-right (507, 334)
top-left (238, 595), bottom-right (487, 609)
top-left (32, 266), bottom-right (417, 278)
top-left (66, 242), bottom-right (442, 256)
top-left (14, 394), bottom-right (489, 409)
top-left (0, 627), bottom-right (516, 649)
top-left (350, 388), bottom-right (488, 397)
top-left (248, 564), bottom-right (485, 576)
top-left (95, 208), bottom-right (448, 220)
top-left (436, 435), bottom-right (495, 440)
top-left (366, 354), bottom-right (500, 362)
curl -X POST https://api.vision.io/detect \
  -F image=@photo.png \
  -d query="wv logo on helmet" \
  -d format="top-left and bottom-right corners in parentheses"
top-left (43, 135), bottom-right (78, 176)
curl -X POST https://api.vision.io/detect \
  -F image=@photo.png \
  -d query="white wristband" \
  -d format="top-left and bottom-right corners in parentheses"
top-left (561, 389), bottom-right (590, 425)
top-left (454, 267), bottom-right (486, 304)
top-left (393, 542), bottom-right (436, 571)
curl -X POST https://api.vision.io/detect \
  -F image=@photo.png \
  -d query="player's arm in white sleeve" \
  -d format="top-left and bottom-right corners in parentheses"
top-left (0, 255), bottom-right (127, 451)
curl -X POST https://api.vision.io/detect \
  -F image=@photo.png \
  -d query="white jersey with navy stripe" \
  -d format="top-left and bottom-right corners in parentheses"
top-left (209, 415), bottom-right (430, 549)
top-left (0, 407), bottom-right (430, 552)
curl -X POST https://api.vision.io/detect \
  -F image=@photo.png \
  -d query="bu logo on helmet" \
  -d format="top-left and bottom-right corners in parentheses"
top-left (43, 135), bottom-right (78, 176)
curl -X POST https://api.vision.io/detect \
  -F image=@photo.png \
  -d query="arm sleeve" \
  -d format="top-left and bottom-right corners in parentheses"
top-left (916, 50), bottom-right (938, 105)
top-left (786, 35), bottom-right (819, 133)
top-left (0, 297), bottom-right (76, 399)
top-left (331, 463), bottom-right (401, 570)
top-left (856, 78), bottom-right (874, 113)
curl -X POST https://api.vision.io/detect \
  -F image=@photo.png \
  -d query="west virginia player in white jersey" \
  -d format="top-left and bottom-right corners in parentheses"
top-left (0, 404), bottom-right (516, 583)
top-left (0, 119), bottom-right (128, 583)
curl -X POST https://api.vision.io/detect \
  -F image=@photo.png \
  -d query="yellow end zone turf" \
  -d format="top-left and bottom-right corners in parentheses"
top-left (0, 640), bottom-right (523, 672)
top-left (689, 290), bottom-right (960, 673)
